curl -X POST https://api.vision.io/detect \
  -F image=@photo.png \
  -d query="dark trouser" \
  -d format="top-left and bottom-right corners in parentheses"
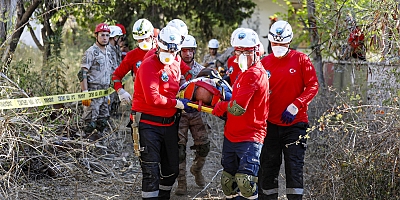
top-left (222, 137), bottom-right (262, 199)
top-left (258, 122), bottom-right (308, 200)
top-left (139, 122), bottom-right (180, 199)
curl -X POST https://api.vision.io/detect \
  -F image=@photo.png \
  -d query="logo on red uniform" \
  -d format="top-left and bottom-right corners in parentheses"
top-left (136, 61), bottom-right (142, 68)
top-left (161, 71), bottom-right (169, 82)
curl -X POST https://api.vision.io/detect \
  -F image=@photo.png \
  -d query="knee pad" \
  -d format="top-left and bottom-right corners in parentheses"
top-left (221, 171), bottom-right (237, 196)
top-left (235, 173), bottom-right (258, 198)
top-left (84, 121), bottom-right (96, 133)
top-left (178, 144), bottom-right (186, 163)
top-left (191, 141), bottom-right (210, 157)
top-left (96, 118), bottom-right (108, 132)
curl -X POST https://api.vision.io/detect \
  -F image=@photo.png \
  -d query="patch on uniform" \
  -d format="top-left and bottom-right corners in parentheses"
top-left (161, 71), bottom-right (169, 82)
top-left (266, 70), bottom-right (271, 79)
top-left (289, 68), bottom-right (296, 74)
top-left (228, 66), bottom-right (233, 74)
top-left (136, 61), bottom-right (142, 68)
top-left (81, 55), bottom-right (87, 64)
top-left (236, 82), bottom-right (240, 88)
top-left (93, 49), bottom-right (99, 56)
top-left (169, 35), bottom-right (175, 41)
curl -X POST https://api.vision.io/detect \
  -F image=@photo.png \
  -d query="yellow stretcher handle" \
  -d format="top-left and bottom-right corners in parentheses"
top-left (187, 102), bottom-right (213, 114)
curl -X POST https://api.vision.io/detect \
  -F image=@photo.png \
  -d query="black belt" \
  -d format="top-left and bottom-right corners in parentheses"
top-left (132, 111), bottom-right (178, 124)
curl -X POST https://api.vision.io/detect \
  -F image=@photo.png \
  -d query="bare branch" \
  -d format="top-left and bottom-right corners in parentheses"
top-left (26, 22), bottom-right (44, 51)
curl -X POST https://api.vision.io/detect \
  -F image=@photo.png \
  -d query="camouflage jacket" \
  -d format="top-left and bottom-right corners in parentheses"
top-left (81, 43), bottom-right (113, 86)
top-left (181, 61), bottom-right (205, 81)
top-left (108, 44), bottom-right (122, 71)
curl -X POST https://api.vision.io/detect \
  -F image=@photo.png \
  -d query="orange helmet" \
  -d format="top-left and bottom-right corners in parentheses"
top-left (95, 23), bottom-right (110, 33)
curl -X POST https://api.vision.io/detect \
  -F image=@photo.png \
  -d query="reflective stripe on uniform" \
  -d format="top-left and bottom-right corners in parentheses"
top-left (262, 188), bottom-right (279, 195)
top-left (142, 190), bottom-right (159, 198)
top-left (238, 192), bottom-right (258, 199)
top-left (225, 193), bottom-right (239, 199)
top-left (286, 188), bottom-right (304, 195)
top-left (159, 185), bottom-right (173, 191)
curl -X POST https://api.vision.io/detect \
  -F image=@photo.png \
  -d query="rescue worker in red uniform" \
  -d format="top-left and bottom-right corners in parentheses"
top-left (258, 20), bottom-right (319, 200)
top-left (212, 28), bottom-right (269, 199)
top-left (112, 18), bottom-right (156, 107)
top-left (225, 28), bottom-right (265, 87)
top-left (143, 19), bottom-right (194, 84)
top-left (174, 35), bottom-right (210, 195)
top-left (132, 25), bottom-right (192, 199)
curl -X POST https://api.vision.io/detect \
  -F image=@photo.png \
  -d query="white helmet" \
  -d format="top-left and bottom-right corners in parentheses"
top-left (109, 25), bottom-right (123, 38)
top-left (231, 28), bottom-right (259, 48)
top-left (158, 26), bottom-right (183, 52)
top-left (268, 20), bottom-right (293, 44)
top-left (230, 28), bottom-right (246, 46)
top-left (132, 18), bottom-right (154, 40)
top-left (167, 19), bottom-right (188, 36)
top-left (208, 39), bottom-right (219, 48)
top-left (181, 35), bottom-right (197, 48)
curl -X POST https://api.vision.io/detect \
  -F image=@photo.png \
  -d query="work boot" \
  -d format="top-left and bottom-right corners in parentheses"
top-left (175, 161), bottom-right (187, 195)
top-left (175, 179), bottom-right (187, 195)
top-left (86, 132), bottom-right (101, 142)
top-left (190, 156), bottom-right (206, 187)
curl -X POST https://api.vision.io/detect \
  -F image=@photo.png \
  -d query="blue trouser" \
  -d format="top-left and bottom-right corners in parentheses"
top-left (258, 122), bottom-right (308, 200)
top-left (221, 137), bottom-right (263, 199)
top-left (139, 122), bottom-right (180, 199)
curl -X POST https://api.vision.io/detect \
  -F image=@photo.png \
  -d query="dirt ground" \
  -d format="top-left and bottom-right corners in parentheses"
top-left (7, 105), bottom-right (288, 200)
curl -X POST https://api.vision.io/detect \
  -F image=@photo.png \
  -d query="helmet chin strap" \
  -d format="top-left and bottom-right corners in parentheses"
top-left (114, 37), bottom-right (120, 46)
top-left (251, 46), bottom-right (258, 66)
top-left (96, 34), bottom-right (108, 47)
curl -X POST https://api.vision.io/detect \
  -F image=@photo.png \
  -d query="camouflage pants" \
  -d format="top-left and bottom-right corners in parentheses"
top-left (82, 84), bottom-right (110, 122)
top-left (177, 112), bottom-right (210, 180)
top-left (109, 92), bottom-right (120, 116)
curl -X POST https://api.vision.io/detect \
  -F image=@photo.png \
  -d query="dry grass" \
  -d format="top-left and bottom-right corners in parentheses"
top-left (2, 42), bottom-right (400, 199)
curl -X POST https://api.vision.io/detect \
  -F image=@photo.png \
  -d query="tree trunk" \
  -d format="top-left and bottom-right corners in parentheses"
top-left (0, 0), bottom-right (17, 59)
top-left (307, 0), bottom-right (325, 89)
top-left (1, 0), bottom-right (41, 73)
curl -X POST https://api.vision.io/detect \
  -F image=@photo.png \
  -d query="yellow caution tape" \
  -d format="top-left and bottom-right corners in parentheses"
top-left (187, 102), bottom-right (213, 114)
top-left (0, 87), bottom-right (115, 110)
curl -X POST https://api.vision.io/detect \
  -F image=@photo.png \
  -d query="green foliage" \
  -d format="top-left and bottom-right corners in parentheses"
top-left (277, 0), bottom-right (400, 61)
top-left (5, 58), bottom-right (41, 97)
top-left (99, 0), bottom-right (255, 40)
top-left (41, 29), bottom-right (68, 96)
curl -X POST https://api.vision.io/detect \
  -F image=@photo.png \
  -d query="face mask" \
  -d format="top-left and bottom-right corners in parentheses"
top-left (138, 41), bottom-right (152, 50)
top-left (159, 52), bottom-right (175, 65)
top-left (238, 54), bottom-right (248, 72)
top-left (272, 46), bottom-right (289, 58)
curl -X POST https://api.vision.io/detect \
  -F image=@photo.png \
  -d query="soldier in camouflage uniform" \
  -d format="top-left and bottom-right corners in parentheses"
top-left (78, 23), bottom-right (113, 141)
top-left (202, 39), bottom-right (221, 68)
top-left (175, 35), bottom-right (211, 195)
top-left (108, 25), bottom-right (123, 117)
